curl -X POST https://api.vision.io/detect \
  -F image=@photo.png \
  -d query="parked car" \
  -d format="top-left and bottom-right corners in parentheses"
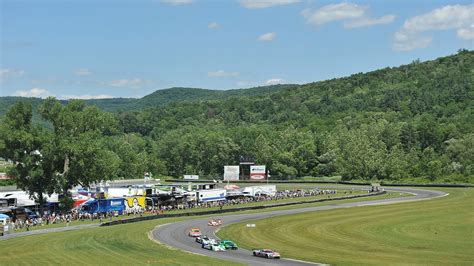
top-left (252, 249), bottom-right (281, 259)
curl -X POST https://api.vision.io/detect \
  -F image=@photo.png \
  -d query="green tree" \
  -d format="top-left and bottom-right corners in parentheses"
top-left (0, 102), bottom-right (57, 215)
top-left (38, 98), bottom-right (120, 194)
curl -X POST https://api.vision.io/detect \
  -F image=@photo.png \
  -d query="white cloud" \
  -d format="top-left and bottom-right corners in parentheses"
top-left (60, 94), bottom-right (113, 100)
top-left (106, 78), bottom-right (150, 89)
top-left (74, 68), bottom-right (93, 76)
top-left (301, 2), bottom-right (395, 28)
top-left (457, 25), bottom-right (474, 40)
top-left (240, 0), bottom-right (300, 9)
top-left (402, 5), bottom-right (473, 32)
top-left (394, 4), bottom-right (474, 51)
top-left (0, 68), bottom-right (25, 82)
top-left (237, 80), bottom-right (256, 87)
top-left (265, 78), bottom-right (285, 85)
top-left (208, 22), bottom-right (220, 29)
top-left (344, 15), bottom-right (396, 28)
top-left (161, 0), bottom-right (193, 5)
top-left (208, 70), bottom-right (239, 77)
top-left (258, 32), bottom-right (277, 41)
top-left (15, 88), bottom-right (53, 98)
top-left (393, 31), bottom-right (432, 51)
top-left (301, 3), bottom-right (366, 25)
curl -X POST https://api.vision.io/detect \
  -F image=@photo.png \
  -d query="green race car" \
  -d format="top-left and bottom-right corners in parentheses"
top-left (219, 240), bottom-right (238, 250)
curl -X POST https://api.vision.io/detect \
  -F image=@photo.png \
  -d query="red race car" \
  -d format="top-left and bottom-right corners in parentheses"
top-left (252, 249), bottom-right (281, 259)
top-left (188, 228), bottom-right (201, 237)
top-left (208, 218), bottom-right (223, 226)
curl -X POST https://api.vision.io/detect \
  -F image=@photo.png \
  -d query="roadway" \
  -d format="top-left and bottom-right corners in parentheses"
top-left (152, 187), bottom-right (447, 266)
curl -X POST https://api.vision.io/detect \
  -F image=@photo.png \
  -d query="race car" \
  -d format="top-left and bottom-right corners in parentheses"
top-left (196, 236), bottom-right (217, 245)
top-left (252, 249), bottom-right (281, 259)
top-left (207, 218), bottom-right (223, 226)
top-left (188, 228), bottom-right (201, 237)
top-left (219, 240), bottom-right (238, 250)
top-left (202, 242), bottom-right (226, 252)
top-left (195, 235), bottom-right (210, 244)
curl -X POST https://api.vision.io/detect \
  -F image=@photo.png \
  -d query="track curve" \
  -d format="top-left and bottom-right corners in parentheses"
top-left (152, 187), bottom-right (447, 266)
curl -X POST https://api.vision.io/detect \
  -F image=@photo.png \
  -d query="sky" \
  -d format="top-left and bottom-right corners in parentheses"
top-left (1, 0), bottom-right (473, 99)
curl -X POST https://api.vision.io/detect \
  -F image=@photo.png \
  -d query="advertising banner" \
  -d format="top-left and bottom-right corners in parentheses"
top-left (125, 196), bottom-right (146, 212)
top-left (183, 175), bottom-right (199, 180)
top-left (250, 165), bottom-right (266, 180)
top-left (224, 165), bottom-right (240, 181)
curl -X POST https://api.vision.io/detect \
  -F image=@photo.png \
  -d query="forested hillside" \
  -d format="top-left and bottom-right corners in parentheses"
top-left (0, 84), bottom-right (295, 116)
top-left (114, 50), bottom-right (473, 182)
top-left (1, 50), bottom-right (473, 183)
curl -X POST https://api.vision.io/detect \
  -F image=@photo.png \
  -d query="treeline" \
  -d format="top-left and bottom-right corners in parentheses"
top-left (115, 50), bottom-right (473, 182)
top-left (0, 84), bottom-right (296, 117)
top-left (1, 50), bottom-right (473, 188)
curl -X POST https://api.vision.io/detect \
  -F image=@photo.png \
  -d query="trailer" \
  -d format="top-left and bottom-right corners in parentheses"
top-left (79, 198), bottom-right (126, 214)
top-left (195, 189), bottom-right (227, 202)
top-left (242, 185), bottom-right (277, 197)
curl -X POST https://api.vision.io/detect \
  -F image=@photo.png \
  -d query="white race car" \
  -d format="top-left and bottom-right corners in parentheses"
top-left (195, 235), bottom-right (210, 244)
top-left (196, 236), bottom-right (217, 245)
top-left (253, 249), bottom-right (281, 259)
top-left (202, 242), bottom-right (226, 252)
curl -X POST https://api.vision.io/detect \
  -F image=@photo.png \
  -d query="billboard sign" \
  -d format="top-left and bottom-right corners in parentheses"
top-left (184, 175), bottom-right (199, 180)
top-left (250, 165), bottom-right (266, 180)
top-left (224, 166), bottom-right (240, 181)
top-left (125, 196), bottom-right (146, 212)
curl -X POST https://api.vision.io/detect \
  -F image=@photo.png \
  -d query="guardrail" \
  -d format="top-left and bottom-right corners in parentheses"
top-left (100, 191), bottom-right (385, 226)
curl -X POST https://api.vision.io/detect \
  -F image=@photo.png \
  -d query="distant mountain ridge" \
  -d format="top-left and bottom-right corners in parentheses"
top-left (0, 84), bottom-right (298, 116)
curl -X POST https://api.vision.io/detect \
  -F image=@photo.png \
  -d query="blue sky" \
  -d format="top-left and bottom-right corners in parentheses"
top-left (1, 0), bottom-right (473, 99)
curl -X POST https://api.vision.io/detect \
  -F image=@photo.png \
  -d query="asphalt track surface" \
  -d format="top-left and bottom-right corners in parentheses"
top-left (152, 187), bottom-right (447, 266)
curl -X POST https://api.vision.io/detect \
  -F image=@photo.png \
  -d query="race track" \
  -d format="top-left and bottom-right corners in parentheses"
top-left (152, 187), bottom-right (447, 266)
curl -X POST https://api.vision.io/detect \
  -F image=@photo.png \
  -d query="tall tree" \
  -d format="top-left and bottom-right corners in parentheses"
top-left (38, 97), bottom-right (119, 194)
top-left (0, 102), bottom-right (57, 215)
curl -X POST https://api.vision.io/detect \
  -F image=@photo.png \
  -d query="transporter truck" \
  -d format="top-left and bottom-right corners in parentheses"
top-left (79, 198), bottom-right (126, 214)
top-left (242, 185), bottom-right (277, 197)
top-left (195, 189), bottom-right (227, 202)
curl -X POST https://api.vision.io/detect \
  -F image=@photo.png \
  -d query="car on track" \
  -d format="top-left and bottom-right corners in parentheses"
top-left (196, 236), bottom-right (216, 245)
top-left (188, 228), bottom-right (201, 237)
top-left (219, 240), bottom-right (238, 250)
top-left (202, 242), bottom-right (226, 252)
top-left (195, 235), bottom-right (209, 244)
top-left (252, 249), bottom-right (281, 259)
top-left (207, 218), bottom-right (223, 226)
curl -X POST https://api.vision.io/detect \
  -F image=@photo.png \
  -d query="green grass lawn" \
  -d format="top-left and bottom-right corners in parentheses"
top-left (0, 190), bottom-right (404, 265)
top-left (217, 188), bottom-right (474, 265)
top-left (0, 216), bottom-right (242, 266)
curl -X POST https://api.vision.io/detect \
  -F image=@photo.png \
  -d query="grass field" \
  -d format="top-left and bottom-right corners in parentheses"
top-left (0, 190), bottom-right (404, 265)
top-left (0, 216), bottom-right (240, 266)
top-left (217, 188), bottom-right (474, 265)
